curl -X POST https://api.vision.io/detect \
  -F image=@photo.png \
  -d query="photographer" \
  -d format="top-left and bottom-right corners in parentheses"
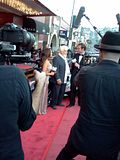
top-left (0, 64), bottom-right (46, 160)
top-left (0, 23), bottom-right (47, 160)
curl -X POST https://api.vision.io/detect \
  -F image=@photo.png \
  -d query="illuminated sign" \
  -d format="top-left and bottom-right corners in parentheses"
top-left (59, 30), bottom-right (67, 38)
top-left (0, 0), bottom-right (42, 15)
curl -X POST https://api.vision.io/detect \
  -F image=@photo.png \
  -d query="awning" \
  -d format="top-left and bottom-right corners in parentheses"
top-left (0, 0), bottom-right (56, 16)
top-left (23, 18), bottom-right (49, 34)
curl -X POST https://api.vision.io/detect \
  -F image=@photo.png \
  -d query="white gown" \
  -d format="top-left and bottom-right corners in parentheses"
top-left (39, 63), bottom-right (52, 115)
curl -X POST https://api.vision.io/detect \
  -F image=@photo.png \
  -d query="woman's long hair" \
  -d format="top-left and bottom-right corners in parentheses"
top-left (40, 48), bottom-right (51, 68)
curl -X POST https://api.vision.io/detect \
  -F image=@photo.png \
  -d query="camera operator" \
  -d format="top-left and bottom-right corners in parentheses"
top-left (0, 23), bottom-right (48, 160)
top-left (0, 54), bottom-right (46, 160)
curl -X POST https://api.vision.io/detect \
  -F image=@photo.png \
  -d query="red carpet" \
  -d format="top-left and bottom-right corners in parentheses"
top-left (21, 98), bottom-right (68, 160)
top-left (21, 98), bottom-right (86, 160)
top-left (46, 105), bottom-right (86, 160)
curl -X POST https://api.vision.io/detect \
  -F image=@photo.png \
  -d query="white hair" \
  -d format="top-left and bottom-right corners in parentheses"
top-left (59, 45), bottom-right (68, 52)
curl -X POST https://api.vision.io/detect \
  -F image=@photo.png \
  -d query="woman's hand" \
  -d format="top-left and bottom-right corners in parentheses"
top-left (50, 71), bottom-right (55, 76)
top-left (56, 79), bottom-right (62, 85)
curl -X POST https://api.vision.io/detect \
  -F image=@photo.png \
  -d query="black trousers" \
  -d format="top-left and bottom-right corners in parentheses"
top-left (56, 140), bottom-right (118, 160)
top-left (56, 147), bottom-right (118, 160)
top-left (69, 76), bottom-right (81, 106)
top-left (86, 157), bottom-right (118, 160)
top-left (56, 142), bottom-right (79, 160)
top-left (50, 82), bottom-right (66, 106)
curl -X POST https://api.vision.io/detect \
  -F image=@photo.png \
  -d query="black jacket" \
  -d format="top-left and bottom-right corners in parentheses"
top-left (50, 55), bottom-right (66, 84)
top-left (0, 65), bottom-right (36, 160)
top-left (70, 53), bottom-right (85, 78)
top-left (68, 60), bottom-right (120, 159)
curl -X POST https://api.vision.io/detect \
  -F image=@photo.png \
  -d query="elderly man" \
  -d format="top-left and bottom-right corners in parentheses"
top-left (49, 45), bottom-right (70, 109)
top-left (56, 31), bottom-right (120, 160)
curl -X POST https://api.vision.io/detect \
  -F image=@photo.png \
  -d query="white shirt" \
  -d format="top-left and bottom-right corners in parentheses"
top-left (59, 53), bottom-right (70, 83)
top-left (78, 51), bottom-right (85, 63)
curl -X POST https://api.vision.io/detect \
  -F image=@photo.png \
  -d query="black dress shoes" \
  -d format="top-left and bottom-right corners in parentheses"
top-left (51, 106), bottom-right (57, 109)
top-left (66, 104), bottom-right (74, 107)
top-left (57, 103), bottom-right (65, 106)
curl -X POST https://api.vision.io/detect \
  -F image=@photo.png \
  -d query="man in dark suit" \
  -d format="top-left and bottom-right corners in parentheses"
top-left (0, 63), bottom-right (46, 160)
top-left (56, 31), bottom-right (120, 160)
top-left (49, 45), bottom-right (70, 109)
top-left (67, 43), bottom-right (86, 107)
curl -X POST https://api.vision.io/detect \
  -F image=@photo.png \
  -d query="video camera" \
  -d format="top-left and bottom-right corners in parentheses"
top-left (0, 23), bottom-right (42, 82)
top-left (0, 23), bottom-right (35, 64)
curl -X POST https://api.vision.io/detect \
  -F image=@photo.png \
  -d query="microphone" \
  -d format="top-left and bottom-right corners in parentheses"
top-left (116, 13), bottom-right (120, 31)
top-left (74, 6), bottom-right (85, 28)
top-left (116, 13), bottom-right (120, 24)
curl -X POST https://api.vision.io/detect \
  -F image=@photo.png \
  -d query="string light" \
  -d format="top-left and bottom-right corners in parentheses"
top-left (0, 0), bottom-right (42, 15)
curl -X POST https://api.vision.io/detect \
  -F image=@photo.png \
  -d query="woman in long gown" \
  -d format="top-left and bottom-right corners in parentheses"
top-left (39, 48), bottom-right (55, 115)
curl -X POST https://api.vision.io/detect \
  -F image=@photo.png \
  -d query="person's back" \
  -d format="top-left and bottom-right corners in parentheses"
top-left (72, 61), bottom-right (120, 158)
top-left (0, 65), bottom-right (36, 160)
top-left (80, 61), bottom-right (120, 122)
top-left (56, 31), bottom-right (120, 160)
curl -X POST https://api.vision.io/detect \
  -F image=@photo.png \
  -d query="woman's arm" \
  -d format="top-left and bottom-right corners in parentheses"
top-left (42, 60), bottom-right (55, 76)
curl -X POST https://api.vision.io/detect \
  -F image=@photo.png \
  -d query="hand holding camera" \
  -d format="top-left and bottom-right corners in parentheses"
top-left (74, 62), bottom-right (80, 68)
top-left (71, 58), bottom-right (80, 68)
top-left (71, 58), bottom-right (77, 63)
